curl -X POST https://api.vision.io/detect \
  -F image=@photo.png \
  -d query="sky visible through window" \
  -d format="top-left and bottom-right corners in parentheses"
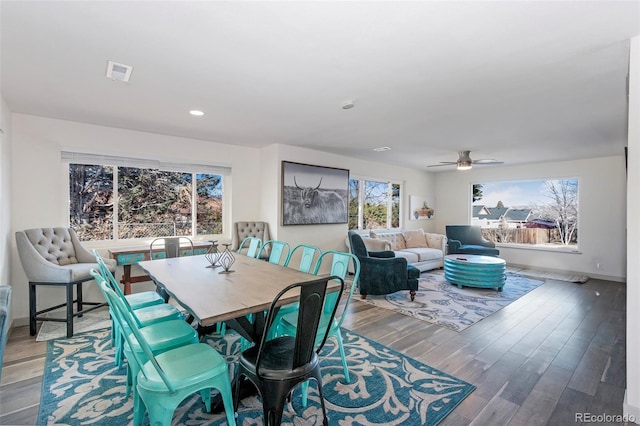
top-left (474, 180), bottom-right (555, 208)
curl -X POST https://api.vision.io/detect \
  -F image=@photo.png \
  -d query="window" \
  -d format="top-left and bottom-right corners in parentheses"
top-left (472, 178), bottom-right (579, 249)
top-left (348, 178), bottom-right (401, 230)
top-left (65, 152), bottom-right (227, 241)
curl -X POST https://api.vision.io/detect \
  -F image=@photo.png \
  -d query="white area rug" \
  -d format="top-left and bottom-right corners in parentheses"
top-left (506, 266), bottom-right (589, 283)
top-left (356, 270), bottom-right (544, 332)
top-left (36, 309), bottom-right (112, 341)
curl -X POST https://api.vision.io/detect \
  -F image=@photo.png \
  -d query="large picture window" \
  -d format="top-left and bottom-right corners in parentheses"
top-left (348, 178), bottom-right (401, 230)
top-left (65, 153), bottom-right (226, 241)
top-left (472, 178), bottom-right (579, 249)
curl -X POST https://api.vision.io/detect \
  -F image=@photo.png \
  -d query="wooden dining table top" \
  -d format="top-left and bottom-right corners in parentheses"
top-left (138, 254), bottom-right (334, 327)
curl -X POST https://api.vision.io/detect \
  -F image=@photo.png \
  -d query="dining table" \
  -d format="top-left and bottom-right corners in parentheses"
top-left (109, 242), bottom-right (213, 295)
top-left (137, 253), bottom-right (336, 344)
top-left (138, 253), bottom-right (339, 413)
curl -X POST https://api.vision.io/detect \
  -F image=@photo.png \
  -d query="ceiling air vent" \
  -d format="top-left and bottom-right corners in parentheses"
top-left (106, 60), bottom-right (133, 82)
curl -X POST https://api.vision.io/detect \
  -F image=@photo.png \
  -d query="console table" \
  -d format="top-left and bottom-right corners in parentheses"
top-left (444, 254), bottom-right (506, 291)
top-left (109, 242), bottom-right (212, 294)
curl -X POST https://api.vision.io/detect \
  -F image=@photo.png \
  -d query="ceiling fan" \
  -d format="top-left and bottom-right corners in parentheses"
top-left (427, 151), bottom-right (504, 170)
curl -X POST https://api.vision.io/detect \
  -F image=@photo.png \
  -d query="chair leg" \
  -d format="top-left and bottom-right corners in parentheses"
top-left (335, 331), bottom-right (350, 383)
top-left (147, 402), bottom-right (174, 426)
top-left (76, 282), bottom-right (84, 317)
top-left (410, 290), bottom-right (416, 301)
top-left (233, 374), bottom-right (243, 412)
top-left (29, 282), bottom-right (37, 336)
top-left (313, 373), bottom-right (330, 426)
top-left (217, 380), bottom-right (236, 426)
top-left (199, 388), bottom-right (211, 412)
top-left (66, 283), bottom-right (74, 338)
top-left (263, 388), bottom-right (287, 426)
top-left (133, 391), bottom-right (146, 426)
top-left (300, 380), bottom-right (310, 407)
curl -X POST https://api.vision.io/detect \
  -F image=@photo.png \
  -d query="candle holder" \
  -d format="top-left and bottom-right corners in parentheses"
top-left (218, 243), bottom-right (235, 274)
top-left (205, 241), bottom-right (221, 268)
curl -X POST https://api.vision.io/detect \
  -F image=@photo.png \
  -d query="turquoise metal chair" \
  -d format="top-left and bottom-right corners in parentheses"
top-left (94, 251), bottom-right (164, 344)
top-left (265, 244), bottom-right (322, 339)
top-left (90, 270), bottom-right (198, 400)
top-left (93, 271), bottom-right (235, 426)
top-left (277, 250), bottom-right (360, 407)
top-left (237, 237), bottom-right (262, 258)
top-left (284, 244), bottom-right (322, 273)
top-left (257, 240), bottom-right (291, 266)
top-left (93, 251), bottom-right (185, 368)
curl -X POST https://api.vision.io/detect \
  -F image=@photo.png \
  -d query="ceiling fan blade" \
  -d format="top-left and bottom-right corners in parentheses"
top-left (472, 159), bottom-right (504, 165)
top-left (426, 162), bottom-right (457, 168)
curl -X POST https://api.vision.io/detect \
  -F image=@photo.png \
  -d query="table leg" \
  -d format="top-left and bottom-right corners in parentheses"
top-left (120, 265), bottom-right (154, 295)
top-left (121, 265), bottom-right (132, 295)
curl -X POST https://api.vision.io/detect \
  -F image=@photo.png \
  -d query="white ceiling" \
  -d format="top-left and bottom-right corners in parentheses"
top-left (1, 1), bottom-right (639, 171)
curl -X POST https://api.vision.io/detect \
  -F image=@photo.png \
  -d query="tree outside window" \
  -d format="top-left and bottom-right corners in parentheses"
top-left (348, 178), bottom-right (401, 230)
top-left (471, 178), bottom-right (578, 248)
top-left (69, 163), bottom-right (223, 241)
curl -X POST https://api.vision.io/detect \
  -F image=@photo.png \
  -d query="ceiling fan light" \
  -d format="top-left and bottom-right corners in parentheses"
top-left (457, 150), bottom-right (473, 170)
top-left (457, 161), bottom-right (472, 170)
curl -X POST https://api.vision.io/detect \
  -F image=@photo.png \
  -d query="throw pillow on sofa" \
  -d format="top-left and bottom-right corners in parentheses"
top-left (370, 230), bottom-right (406, 251)
top-left (362, 237), bottom-right (390, 252)
top-left (403, 229), bottom-right (428, 248)
top-left (426, 233), bottom-right (445, 249)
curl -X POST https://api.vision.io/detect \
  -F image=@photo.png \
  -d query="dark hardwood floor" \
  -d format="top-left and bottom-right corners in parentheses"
top-left (0, 276), bottom-right (628, 425)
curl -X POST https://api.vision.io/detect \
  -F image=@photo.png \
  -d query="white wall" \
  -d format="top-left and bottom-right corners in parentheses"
top-left (625, 35), bottom-right (640, 421)
top-left (0, 94), bottom-right (11, 287)
top-left (9, 114), bottom-right (262, 324)
top-left (1, 93), bottom-right (13, 332)
top-left (268, 144), bottom-right (437, 261)
top-left (8, 113), bottom-right (437, 323)
top-left (435, 156), bottom-right (627, 281)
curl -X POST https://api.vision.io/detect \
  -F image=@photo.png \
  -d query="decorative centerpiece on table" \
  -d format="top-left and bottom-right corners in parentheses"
top-left (217, 243), bottom-right (235, 274)
top-left (205, 241), bottom-right (221, 268)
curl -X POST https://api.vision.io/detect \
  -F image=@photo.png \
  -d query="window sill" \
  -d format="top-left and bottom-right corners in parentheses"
top-left (496, 243), bottom-right (581, 254)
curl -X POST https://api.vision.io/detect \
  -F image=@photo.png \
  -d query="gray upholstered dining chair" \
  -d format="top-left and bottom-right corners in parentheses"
top-left (149, 236), bottom-right (195, 259)
top-left (15, 227), bottom-right (117, 338)
top-left (230, 221), bottom-right (271, 259)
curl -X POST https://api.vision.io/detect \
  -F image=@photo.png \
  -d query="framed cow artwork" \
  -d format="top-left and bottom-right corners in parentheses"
top-left (281, 161), bottom-right (349, 225)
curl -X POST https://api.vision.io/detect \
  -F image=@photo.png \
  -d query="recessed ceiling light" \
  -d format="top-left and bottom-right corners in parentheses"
top-left (342, 101), bottom-right (355, 110)
top-left (189, 110), bottom-right (205, 116)
top-left (373, 146), bottom-right (391, 152)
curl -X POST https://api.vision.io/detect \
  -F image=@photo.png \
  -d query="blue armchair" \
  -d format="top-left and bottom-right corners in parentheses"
top-left (446, 225), bottom-right (500, 256)
top-left (348, 231), bottom-right (419, 301)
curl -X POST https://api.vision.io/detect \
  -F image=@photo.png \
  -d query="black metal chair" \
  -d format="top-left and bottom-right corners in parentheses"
top-left (233, 276), bottom-right (345, 426)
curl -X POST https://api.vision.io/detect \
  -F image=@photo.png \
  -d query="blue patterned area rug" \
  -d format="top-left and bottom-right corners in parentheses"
top-left (357, 270), bottom-right (545, 332)
top-left (38, 328), bottom-right (475, 425)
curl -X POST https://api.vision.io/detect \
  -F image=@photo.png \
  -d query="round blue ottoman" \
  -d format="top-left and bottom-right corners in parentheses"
top-left (444, 254), bottom-right (506, 291)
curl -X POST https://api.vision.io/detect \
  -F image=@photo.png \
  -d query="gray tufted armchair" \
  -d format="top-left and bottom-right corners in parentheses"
top-left (15, 227), bottom-right (117, 338)
top-left (230, 221), bottom-right (271, 259)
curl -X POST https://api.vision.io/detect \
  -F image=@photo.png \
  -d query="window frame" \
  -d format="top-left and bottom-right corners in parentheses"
top-left (349, 175), bottom-right (403, 230)
top-left (470, 177), bottom-right (580, 253)
top-left (62, 151), bottom-right (231, 242)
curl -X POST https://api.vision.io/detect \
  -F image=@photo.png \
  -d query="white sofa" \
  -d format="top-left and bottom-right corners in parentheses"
top-left (346, 228), bottom-right (447, 272)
